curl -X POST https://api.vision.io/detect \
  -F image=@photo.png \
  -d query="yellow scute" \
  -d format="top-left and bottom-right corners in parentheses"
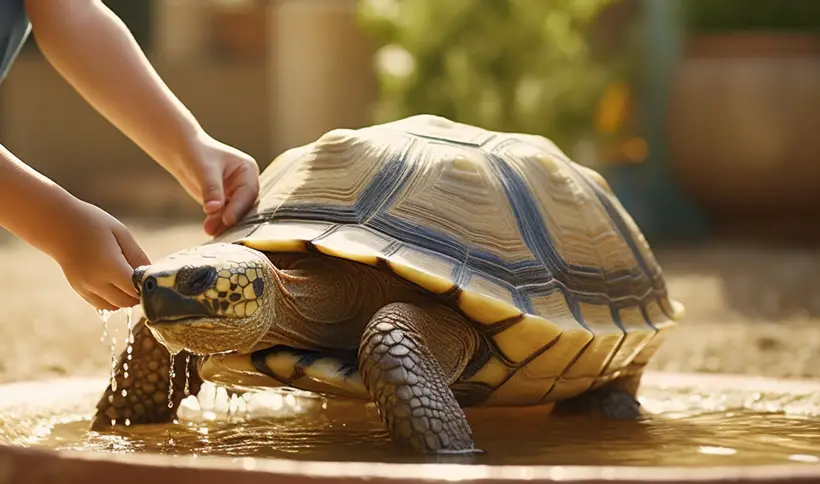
top-left (388, 261), bottom-right (454, 294)
top-left (241, 221), bottom-right (333, 253)
top-left (458, 291), bottom-right (522, 325)
top-left (522, 326), bottom-right (593, 379)
top-left (311, 226), bottom-right (391, 267)
top-left (463, 357), bottom-right (510, 388)
top-left (492, 315), bottom-right (562, 364)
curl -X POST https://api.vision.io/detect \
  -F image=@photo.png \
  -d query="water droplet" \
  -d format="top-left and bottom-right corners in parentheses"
top-left (109, 318), bottom-right (120, 392)
top-left (97, 308), bottom-right (111, 343)
top-left (126, 307), bottom-right (134, 343)
top-left (121, 389), bottom-right (128, 398)
top-left (184, 354), bottom-right (191, 397)
top-left (168, 352), bottom-right (176, 408)
top-left (124, 418), bottom-right (131, 427)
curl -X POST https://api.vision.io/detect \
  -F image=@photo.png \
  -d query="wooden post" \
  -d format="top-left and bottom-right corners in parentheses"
top-left (642, 0), bottom-right (708, 241)
top-left (269, 0), bottom-right (378, 156)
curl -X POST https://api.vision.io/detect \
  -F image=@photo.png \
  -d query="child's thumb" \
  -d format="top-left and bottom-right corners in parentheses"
top-left (115, 226), bottom-right (151, 269)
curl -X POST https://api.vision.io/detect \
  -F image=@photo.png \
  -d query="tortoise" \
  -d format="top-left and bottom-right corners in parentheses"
top-left (91, 114), bottom-right (683, 454)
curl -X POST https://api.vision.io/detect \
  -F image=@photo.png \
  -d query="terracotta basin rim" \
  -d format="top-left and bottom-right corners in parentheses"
top-left (2, 371), bottom-right (820, 483)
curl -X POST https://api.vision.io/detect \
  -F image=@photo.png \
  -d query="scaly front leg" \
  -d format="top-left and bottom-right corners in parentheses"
top-left (90, 317), bottom-right (202, 429)
top-left (358, 302), bottom-right (479, 454)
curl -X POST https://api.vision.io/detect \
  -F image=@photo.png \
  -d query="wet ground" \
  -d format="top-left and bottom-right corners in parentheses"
top-left (1, 220), bottom-right (819, 384)
top-left (6, 374), bottom-right (820, 467)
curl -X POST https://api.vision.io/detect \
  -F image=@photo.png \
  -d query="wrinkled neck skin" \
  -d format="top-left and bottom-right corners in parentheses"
top-left (246, 255), bottom-right (324, 354)
top-left (244, 259), bottom-right (282, 353)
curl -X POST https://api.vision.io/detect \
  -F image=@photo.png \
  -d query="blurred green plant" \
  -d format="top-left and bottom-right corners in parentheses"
top-left (357, 0), bottom-right (639, 155)
top-left (684, 0), bottom-right (820, 33)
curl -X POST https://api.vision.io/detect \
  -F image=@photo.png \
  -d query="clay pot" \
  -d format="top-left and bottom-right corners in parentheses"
top-left (667, 33), bottom-right (820, 241)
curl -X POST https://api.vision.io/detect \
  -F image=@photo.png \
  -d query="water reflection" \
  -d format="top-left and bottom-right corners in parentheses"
top-left (5, 378), bottom-right (820, 467)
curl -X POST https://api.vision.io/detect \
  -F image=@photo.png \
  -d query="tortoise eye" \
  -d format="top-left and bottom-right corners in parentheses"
top-left (178, 266), bottom-right (217, 295)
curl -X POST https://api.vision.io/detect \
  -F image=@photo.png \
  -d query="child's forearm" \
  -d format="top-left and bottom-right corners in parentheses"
top-left (0, 144), bottom-right (81, 260)
top-left (25, 0), bottom-right (203, 177)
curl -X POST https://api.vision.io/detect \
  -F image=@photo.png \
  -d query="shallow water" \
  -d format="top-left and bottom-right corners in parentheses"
top-left (2, 374), bottom-right (820, 467)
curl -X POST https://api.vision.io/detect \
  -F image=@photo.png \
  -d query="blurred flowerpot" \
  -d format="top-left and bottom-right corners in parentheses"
top-left (668, 33), bottom-right (820, 240)
top-left (209, 3), bottom-right (269, 60)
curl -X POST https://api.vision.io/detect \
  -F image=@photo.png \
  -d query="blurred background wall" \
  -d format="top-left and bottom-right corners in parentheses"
top-left (1, 0), bottom-right (819, 245)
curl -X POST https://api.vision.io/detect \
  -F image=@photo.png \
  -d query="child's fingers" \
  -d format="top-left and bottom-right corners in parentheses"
top-left (111, 225), bottom-right (150, 298)
top-left (84, 291), bottom-right (117, 312)
top-left (204, 200), bottom-right (223, 215)
top-left (113, 225), bottom-right (151, 269)
top-left (104, 284), bottom-right (140, 308)
top-left (222, 182), bottom-right (257, 227)
top-left (204, 212), bottom-right (225, 236)
top-left (108, 256), bottom-right (140, 299)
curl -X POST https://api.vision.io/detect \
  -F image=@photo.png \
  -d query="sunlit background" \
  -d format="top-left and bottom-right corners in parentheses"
top-left (1, 0), bottom-right (820, 384)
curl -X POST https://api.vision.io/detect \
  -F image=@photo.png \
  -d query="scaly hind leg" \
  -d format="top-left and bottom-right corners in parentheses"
top-left (554, 373), bottom-right (644, 421)
top-left (90, 317), bottom-right (202, 430)
top-left (358, 302), bottom-right (480, 454)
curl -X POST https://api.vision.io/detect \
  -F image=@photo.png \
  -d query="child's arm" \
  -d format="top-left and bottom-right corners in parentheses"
top-left (25, 0), bottom-right (259, 236)
top-left (0, 144), bottom-right (148, 310)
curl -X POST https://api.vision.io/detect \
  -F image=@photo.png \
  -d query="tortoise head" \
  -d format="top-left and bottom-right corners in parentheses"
top-left (133, 242), bottom-right (274, 356)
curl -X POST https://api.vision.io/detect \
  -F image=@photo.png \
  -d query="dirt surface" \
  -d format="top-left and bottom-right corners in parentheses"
top-left (1, 220), bottom-right (819, 385)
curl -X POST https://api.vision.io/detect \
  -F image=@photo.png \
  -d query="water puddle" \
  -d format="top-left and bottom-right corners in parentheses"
top-left (2, 375), bottom-right (820, 467)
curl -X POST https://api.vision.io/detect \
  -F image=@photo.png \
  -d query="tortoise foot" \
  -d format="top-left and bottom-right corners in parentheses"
top-left (359, 302), bottom-right (479, 454)
top-left (599, 389), bottom-right (643, 421)
top-left (554, 379), bottom-right (645, 421)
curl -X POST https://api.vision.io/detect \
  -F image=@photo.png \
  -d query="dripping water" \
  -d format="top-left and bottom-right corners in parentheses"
top-left (168, 352), bottom-right (177, 408)
top-left (184, 353), bottom-right (191, 397)
top-left (121, 308), bottom-right (133, 403)
top-left (96, 308), bottom-right (110, 344)
top-left (95, 307), bottom-right (136, 406)
top-left (109, 322), bottom-right (119, 393)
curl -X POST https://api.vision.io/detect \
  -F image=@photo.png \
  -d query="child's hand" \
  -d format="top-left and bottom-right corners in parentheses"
top-left (173, 134), bottom-right (260, 237)
top-left (51, 201), bottom-right (150, 311)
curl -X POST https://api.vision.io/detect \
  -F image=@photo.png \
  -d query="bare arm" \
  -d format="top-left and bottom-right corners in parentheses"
top-left (0, 144), bottom-right (147, 309)
top-left (24, 0), bottom-right (201, 185)
top-left (25, 0), bottom-right (260, 234)
top-left (0, 144), bottom-right (78, 258)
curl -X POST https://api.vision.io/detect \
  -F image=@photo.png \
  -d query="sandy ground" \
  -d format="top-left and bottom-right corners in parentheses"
top-left (1, 220), bottom-right (819, 385)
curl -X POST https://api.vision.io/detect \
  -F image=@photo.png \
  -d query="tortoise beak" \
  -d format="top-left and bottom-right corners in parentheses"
top-left (141, 277), bottom-right (212, 324)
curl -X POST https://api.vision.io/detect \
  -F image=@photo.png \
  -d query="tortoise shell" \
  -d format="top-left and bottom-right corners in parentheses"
top-left (214, 114), bottom-right (683, 406)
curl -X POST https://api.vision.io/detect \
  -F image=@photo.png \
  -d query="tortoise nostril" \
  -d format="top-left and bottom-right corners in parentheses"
top-left (143, 277), bottom-right (157, 294)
